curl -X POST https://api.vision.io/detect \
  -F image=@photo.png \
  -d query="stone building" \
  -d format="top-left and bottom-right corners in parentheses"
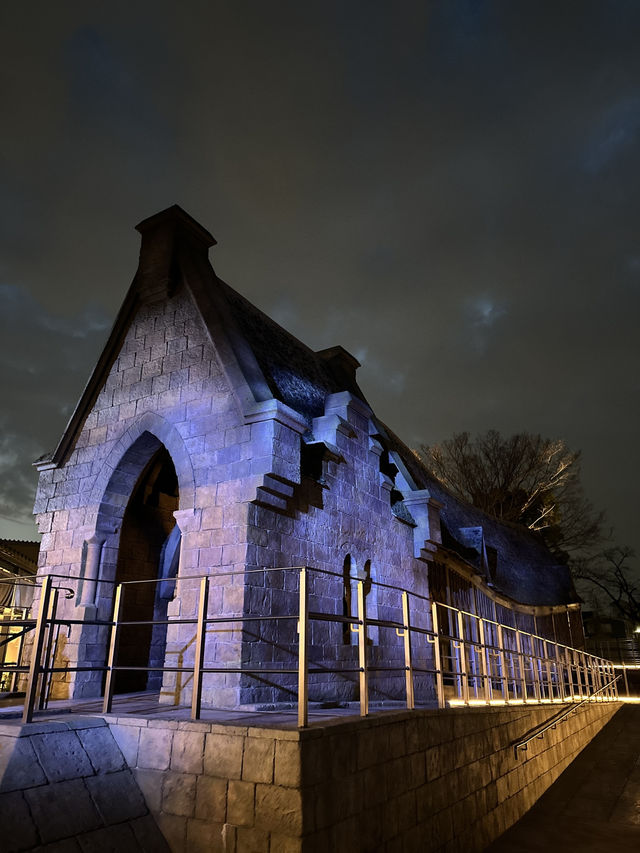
top-left (31, 205), bottom-right (581, 709)
top-left (0, 539), bottom-right (38, 692)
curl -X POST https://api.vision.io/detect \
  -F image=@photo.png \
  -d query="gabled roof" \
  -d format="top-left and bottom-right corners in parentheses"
top-left (0, 539), bottom-right (39, 576)
top-left (37, 205), bottom-right (370, 469)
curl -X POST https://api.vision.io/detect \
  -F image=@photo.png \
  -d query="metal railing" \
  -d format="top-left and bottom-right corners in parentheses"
top-left (585, 636), bottom-right (640, 696)
top-left (512, 673), bottom-right (621, 758)
top-left (586, 636), bottom-right (640, 666)
top-left (0, 605), bottom-right (32, 692)
top-left (0, 567), bottom-right (619, 726)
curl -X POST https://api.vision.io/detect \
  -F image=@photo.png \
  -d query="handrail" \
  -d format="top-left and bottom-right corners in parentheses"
top-left (0, 565), bottom-right (621, 725)
top-left (0, 575), bottom-right (75, 599)
top-left (512, 674), bottom-right (622, 758)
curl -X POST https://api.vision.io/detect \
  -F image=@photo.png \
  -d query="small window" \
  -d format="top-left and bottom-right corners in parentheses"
top-left (342, 555), bottom-right (353, 645)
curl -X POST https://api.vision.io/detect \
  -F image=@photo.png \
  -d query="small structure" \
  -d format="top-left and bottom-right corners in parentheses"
top-left (30, 206), bottom-right (582, 709)
top-left (0, 539), bottom-right (38, 692)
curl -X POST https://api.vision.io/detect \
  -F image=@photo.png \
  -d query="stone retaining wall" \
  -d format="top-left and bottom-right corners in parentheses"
top-left (0, 702), bottom-right (621, 852)
top-left (104, 700), bottom-right (620, 853)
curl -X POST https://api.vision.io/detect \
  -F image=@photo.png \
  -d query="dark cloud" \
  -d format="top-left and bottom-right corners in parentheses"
top-left (1, 1), bottom-right (639, 556)
top-left (0, 285), bottom-right (109, 534)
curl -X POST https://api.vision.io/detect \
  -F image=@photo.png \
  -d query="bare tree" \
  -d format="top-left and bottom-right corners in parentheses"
top-left (574, 547), bottom-right (640, 624)
top-left (418, 430), bottom-right (604, 557)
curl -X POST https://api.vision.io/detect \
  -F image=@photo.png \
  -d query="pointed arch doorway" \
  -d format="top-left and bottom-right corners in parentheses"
top-left (112, 445), bottom-right (180, 694)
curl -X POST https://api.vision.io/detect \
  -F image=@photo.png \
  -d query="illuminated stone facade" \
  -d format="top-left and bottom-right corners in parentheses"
top-left (30, 206), bottom-right (580, 707)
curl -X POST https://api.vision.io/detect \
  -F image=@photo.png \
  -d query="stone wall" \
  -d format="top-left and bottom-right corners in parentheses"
top-left (105, 712), bottom-right (304, 853)
top-left (30, 277), bottom-right (438, 709)
top-left (31, 286), bottom-right (253, 703)
top-left (27, 215), bottom-right (577, 713)
top-left (240, 392), bottom-right (434, 707)
top-left (103, 700), bottom-right (620, 853)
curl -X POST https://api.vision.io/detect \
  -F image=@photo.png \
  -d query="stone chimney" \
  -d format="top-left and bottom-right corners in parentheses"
top-left (134, 205), bottom-right (216, 303)
top-left (317, 346), bottom-right (361, 392)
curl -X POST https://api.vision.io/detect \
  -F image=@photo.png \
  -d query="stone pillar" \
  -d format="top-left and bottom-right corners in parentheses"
top-left (403, 491), bottom-right (442, 559)
top-left (79, 535), bottom-right (106, 609)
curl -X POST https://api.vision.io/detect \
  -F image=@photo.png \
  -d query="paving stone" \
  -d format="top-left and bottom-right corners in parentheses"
top-left (35, 841), bottom-right (83, 853)
top-left (76, 823), bottom-right (140, 853)
top-left (129, 815), bottom-right (172, 853)
top-left (77, 727), bottom-right (126, 774)
top-left (1, 790), bottom-right (39, 852)
top-left (26, 779), bottom-right (102, 844)
top-left (85, 769), bottom-right (147, 823)
top-left (0, 734), bottom-right (47, 792)
top-left (31, 731), bottom-right (95, 782)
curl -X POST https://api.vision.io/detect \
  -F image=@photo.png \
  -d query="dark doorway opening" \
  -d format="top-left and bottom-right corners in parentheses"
top-left (112, 446), bottom-right (180, 694)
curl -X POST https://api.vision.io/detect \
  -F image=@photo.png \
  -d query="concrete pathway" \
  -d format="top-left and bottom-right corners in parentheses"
top-left (487, 704), bottom-right (640, 852)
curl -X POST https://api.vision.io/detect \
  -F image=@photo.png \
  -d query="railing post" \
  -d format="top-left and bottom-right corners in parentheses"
top-left (22, 575), bottom-right (52, 724)
top-left (496, 624), bottom-right (509, 703)
top-left (565, 647), bottom-right (575, 700)
top-left (401, 591), bottom-right (414, 710)
top-left (430, 601), bottom-right (445, 709)
top-left (102, 584), bottom-right (124, 714)
top-left (191, 577), bottom-right (209, 721)
top-left (531, 637), bottom-right (542, 702)
top-left (543, 640), bottom-right (553, 701)
top-left (297, 567), bottom-right (309, 728)
top-left (478, 618), bottom-right (491, 703)
top-left (515, 629), bottom-right (527, 702)
top-left (456, 610), bottom-right (469, 705)
top-left (579, 651), bottom-right (588, 699)
top-left (357, 580), bottom-right (368, 716)
top-left (590, 655), bottom-right (602, 701)
top-left (38, 587), bottom-right (60, 710)
top-left (556, 645), bottom-right (566, 702)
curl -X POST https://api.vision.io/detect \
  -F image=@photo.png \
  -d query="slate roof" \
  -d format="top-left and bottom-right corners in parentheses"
top-left (378, 427), bottom-right (578, 606)
top-left (0, 540), bottom-right (39, 576)
top-left (220, 282), bottom-right (342, 422)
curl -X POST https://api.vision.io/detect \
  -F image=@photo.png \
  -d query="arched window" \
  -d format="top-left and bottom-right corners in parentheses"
top-left (342, 554), bottom-right (353, 645)
top-left (363, 560), bottom-right (379, 645)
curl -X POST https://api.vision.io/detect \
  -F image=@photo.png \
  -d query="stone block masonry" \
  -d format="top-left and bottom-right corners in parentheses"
top-left (0, 702), bottom-right (620, 852)
top-left (103, 701), bottom-right (619, 853)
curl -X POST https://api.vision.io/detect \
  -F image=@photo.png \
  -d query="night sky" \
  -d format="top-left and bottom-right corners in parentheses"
top-left (2, 2), bottom-right (639, 562)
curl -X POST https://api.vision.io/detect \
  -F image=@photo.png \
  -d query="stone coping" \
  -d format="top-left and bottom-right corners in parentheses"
top-left (0, 699), bottom-right (622, 743)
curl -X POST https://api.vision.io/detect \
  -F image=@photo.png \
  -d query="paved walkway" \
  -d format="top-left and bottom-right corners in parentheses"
top-left (0, 690), bottom-right (435, 730)
top-left (488, 704), bottom-right (640, 852)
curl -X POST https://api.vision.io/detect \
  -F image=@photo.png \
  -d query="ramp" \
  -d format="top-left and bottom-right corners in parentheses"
top-left (488, 704), bottom-right (640, 852)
